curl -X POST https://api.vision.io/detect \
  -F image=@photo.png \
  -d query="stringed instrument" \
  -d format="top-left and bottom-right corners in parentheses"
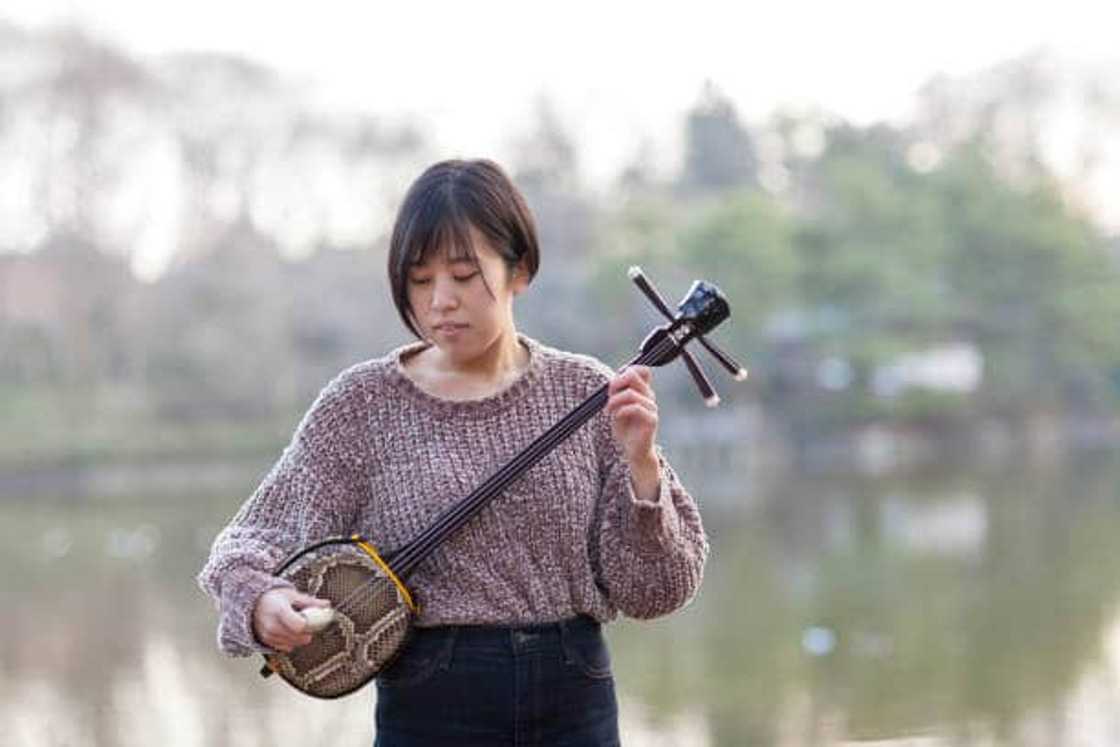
top-left (259, 268), bottom-right (745, 698)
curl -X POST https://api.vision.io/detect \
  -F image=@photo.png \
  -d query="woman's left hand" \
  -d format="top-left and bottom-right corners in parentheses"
top-left (606, 366), bottom-right (661, 501)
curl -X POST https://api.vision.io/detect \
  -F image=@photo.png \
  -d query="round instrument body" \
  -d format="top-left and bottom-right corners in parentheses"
top-left (263, 543), bottom-right (414, 698)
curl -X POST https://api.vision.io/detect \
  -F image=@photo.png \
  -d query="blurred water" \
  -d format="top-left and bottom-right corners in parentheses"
top-left (2, 449), bottom-right (1120, 746)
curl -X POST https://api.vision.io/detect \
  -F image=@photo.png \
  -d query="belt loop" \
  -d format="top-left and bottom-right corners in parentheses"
top-left (443, 626), bottom-right (458, 670)
top-left (558, 617), bottom-right (572, 664)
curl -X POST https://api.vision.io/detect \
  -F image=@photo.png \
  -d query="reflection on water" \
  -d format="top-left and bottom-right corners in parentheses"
top-left (2, 450), bottom-right (1120, 746)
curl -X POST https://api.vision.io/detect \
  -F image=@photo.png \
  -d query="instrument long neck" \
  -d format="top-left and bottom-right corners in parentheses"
top-left (389, 336), bottom-right (674, 579)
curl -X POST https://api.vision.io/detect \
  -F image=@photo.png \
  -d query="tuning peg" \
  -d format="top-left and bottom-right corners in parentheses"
top-left (628, 267), bottom-right (720, 405)
top-left (628, 265), bottom-right (676, 321)
top-left (629, 266), bottom-right (749, 383)
top-left (682, 348), bottom-right (720, 407)
top-left (700, 337), bottom-right (749, 382)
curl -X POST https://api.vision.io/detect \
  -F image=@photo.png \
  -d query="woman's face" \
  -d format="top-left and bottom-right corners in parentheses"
top-left (406, 226), bottom-right (528, 363)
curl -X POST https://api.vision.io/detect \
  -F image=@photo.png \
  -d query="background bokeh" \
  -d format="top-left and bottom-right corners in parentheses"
top-left (2, 6), bottom-right (1119, 746)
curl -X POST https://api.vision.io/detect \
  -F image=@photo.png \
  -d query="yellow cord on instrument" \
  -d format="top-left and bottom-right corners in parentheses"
top-left (351, 534), bottom-right (419, 614)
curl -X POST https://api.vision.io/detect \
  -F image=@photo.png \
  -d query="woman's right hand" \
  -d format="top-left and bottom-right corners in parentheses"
top-left (252, 587), bottom-right (331, 652)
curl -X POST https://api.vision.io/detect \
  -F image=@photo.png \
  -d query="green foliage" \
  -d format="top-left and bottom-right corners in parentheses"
top-left (797, 128), bottom-right (953, 336)
top-left (596, 115), bottom-right (1120, 427)
top-left (932, 148), bottom-right (1120, 410)
top-left (675, 190), bottom-right (799, 348)
top-left (589, 188), bottom-right (797, 373)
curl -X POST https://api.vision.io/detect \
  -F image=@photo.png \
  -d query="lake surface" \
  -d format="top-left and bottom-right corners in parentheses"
top-left (3, 448), bottom-right (1120, 746)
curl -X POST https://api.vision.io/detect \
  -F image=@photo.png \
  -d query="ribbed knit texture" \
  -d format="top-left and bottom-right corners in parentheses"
top-left (198, 334), bottom-right (709, 657)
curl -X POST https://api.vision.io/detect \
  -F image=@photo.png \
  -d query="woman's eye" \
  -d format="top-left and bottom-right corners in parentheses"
top-left (453, 272), bottom-right (479, 283)
top-left (409, 277), bottom-right (432, 286)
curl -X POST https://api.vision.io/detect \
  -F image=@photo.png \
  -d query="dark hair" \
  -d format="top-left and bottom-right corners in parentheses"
top-left (388, 159), bottom-right (540, 338)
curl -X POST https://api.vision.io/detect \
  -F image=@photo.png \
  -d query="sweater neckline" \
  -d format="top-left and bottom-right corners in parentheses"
top-left (385, 333), bottom-right (544, 418)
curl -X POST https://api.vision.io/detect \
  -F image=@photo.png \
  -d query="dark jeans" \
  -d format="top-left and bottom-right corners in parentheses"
top-left (374, 616), bottom-right (620, 747)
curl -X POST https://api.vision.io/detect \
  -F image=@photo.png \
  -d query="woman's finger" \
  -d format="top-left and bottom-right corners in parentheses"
top-left (261, 622), bottom-right (309, 652)
top-left (607, 388), bottom-right (655, 413)
top-left (292, 593), bottom-right (331, 610)
top-left (608, 387), bottom-right (657, 421)
top-left (609, 366), bottom-right (653, 395)
top-left (614, 403), bottom-right (658, 425)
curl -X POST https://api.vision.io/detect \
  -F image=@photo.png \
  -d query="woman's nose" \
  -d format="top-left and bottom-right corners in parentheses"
top-left (430, 275), bottom-right (459, 310)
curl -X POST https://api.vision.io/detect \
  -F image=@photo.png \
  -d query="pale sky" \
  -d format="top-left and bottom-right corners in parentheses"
top-left (5, 0), bottom-right (1118, 190)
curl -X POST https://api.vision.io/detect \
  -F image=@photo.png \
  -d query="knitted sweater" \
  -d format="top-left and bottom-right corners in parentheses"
top-left (197, 334), bottom-right (709, 657)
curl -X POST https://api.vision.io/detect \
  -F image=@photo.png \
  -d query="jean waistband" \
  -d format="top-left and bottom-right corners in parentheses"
top-left (413, 615), bottom-right (602, 653)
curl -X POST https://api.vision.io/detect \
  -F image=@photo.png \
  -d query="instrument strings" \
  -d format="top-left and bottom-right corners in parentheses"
top-left (315, 333), bottom-right (680, 622)
top-left (391, 332), bottom-right (677, 576)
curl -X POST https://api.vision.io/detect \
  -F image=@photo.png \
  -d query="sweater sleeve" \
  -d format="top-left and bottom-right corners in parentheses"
top-left (590, 407), bottom-right (709, 620)
top-left (197, 368), bottom-right (372, 656)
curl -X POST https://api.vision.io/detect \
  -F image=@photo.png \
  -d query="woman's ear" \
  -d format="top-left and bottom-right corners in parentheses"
top-left (510, 259), bottom-right (531, 295)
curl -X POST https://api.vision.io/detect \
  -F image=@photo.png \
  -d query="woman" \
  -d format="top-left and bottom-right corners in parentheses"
top-left (198, 158), bottom-right (709, 746)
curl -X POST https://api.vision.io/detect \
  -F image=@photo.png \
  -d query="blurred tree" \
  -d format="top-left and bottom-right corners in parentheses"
top-left (20, 28), bottom-right (157, 252)
top-left (510, 98), bottom-right (597, 351)
top-left (136, 218), bottom-right (291, 419)
top-left (790, 122), bottom-right (1120, 427)
top-left (159, 53), bottom-right (295, 265)
top-left (913, 47), bottom-right (1120, 216)
top-left (588, 186), bottom-right (797, 397)
top-left (679, 81), bottom-right (758, 194)
top-left (935, 144), bottom-right (1120, 415)
top-left (511, 97), bottom-right (580, 196)
top-left (796, 125), bottom-right (953, 343)
top-left (676, 189), bottom-right (800, 354)
top-left (0, 231), bottom-right (132, 389)
top-left (615, 137), bottom-right (659, 195)
top-left (585, 190), bottom-right (684, 363)
top-left (914, 51), bottom-right (1055, 188)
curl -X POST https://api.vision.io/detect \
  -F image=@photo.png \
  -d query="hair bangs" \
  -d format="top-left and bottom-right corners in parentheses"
top-left (405, 204), bottom-right (477, 267)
